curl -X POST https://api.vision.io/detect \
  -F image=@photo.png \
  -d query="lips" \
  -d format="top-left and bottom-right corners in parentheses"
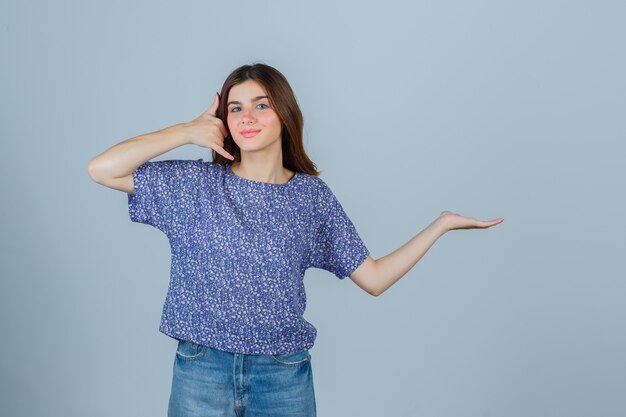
top-left (240, 129), bottom-right (261, 138)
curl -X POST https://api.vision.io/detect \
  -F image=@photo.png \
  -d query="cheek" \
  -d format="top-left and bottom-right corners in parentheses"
top-left (226, 115), bottom-right (237, 130)
top-left (261, 113), bottom-right (281, 129)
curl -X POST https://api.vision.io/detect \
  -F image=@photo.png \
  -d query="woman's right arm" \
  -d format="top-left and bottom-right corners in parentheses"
top-left (87, 92), bottom-right (233, 194)
top-left (87, 123), bottom-right (191, 194)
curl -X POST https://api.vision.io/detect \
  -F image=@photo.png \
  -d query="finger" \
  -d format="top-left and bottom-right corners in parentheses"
top-left (206, 92), bottom-right (219, 116)
top-left (216, 121), bottom-right (229, 138)
top-left (482, 218), bottom-right (503, 227)
top-left (214, 145), bottom-right (235, 160)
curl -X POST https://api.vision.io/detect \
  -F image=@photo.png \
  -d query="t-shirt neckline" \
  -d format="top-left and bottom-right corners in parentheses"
top-left (226, 163), bottom-right (298, 187)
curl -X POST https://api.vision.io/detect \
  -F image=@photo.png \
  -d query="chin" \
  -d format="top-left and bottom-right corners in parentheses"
top-left (235, 141), bottom-right (267, 151)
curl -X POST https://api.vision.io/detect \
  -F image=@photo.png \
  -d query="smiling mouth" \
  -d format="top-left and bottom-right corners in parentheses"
top-left (241, 129), bottom-right (261, 138)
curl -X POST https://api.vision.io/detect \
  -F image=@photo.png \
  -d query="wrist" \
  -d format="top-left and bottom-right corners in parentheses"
top-left (169, 123), bottom-right (192, 145)
top-left (431, 216), bottom-right (450, 236)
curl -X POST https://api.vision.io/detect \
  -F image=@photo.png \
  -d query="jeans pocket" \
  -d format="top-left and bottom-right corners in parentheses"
top-left (268, 349), bottom-right (311, 367)
top-left (175, 340), bottom-right (208, 360)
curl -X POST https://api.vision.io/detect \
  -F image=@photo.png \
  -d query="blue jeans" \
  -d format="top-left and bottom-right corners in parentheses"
top-left (168, 339), bottom-right (317, 417)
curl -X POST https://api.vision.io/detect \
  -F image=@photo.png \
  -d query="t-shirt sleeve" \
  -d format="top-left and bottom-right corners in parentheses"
top-left (308, 182), bottom-right (370, 280)
top-left (127, 158), bottom-right (204, 235)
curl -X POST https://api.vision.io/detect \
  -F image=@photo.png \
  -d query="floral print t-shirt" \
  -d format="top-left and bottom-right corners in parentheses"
top-left (127, 159), bottom-right (369, 354)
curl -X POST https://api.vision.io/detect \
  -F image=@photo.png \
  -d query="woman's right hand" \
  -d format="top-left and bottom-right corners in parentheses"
top-left (184, 92), bottom-right (235, 160)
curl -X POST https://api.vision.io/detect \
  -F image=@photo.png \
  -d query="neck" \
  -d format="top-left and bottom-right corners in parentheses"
top-left (232, 154), bottom-right (292, 184)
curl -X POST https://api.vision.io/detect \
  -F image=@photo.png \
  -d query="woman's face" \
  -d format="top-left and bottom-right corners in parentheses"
top-left (226, 79), bottom-right (282, 155)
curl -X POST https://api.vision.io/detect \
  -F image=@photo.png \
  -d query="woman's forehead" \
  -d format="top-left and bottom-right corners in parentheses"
top-left (229, 80), bottom-right (267, 99)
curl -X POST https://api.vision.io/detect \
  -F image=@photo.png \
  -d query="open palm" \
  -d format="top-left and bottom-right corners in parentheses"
top-left (438, 210), bottom-right (504, 231)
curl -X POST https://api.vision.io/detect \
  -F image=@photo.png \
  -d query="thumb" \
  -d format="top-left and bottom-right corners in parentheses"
top-left (206, 92), bottom-right (220, 116)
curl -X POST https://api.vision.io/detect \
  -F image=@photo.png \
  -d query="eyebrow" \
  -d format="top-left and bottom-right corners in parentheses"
top-left (227, 95), bottom-right (268, 106)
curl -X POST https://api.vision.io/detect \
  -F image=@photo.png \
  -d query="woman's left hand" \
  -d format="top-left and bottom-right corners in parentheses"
top-left (436, 210), bottom-right (504, 232)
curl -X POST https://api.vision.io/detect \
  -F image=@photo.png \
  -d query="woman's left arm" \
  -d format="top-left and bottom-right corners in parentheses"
top-left (349, 211), bottom-right (504, 296)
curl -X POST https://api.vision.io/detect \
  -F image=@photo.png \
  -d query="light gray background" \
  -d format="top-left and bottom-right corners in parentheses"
top-left (1, 1), bottom-right (624, 416)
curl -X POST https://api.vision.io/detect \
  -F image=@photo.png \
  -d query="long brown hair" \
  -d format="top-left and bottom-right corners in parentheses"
top-left (213, 63), bottom-right (320, 176)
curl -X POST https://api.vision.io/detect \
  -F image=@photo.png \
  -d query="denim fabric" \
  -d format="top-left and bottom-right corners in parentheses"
top-left (168, 339), bottom-right (316, 417)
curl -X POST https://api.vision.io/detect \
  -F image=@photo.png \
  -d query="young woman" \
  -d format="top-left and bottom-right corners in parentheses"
top-left (87, 63), bottom-right (503, 417)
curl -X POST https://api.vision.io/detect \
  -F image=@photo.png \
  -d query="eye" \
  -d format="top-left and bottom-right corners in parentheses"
top-left (230, 103), bottom-right (269, 113)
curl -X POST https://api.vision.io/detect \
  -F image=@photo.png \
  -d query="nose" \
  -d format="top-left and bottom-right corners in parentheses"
top-left (240, 107), bottom-right (256, 124)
